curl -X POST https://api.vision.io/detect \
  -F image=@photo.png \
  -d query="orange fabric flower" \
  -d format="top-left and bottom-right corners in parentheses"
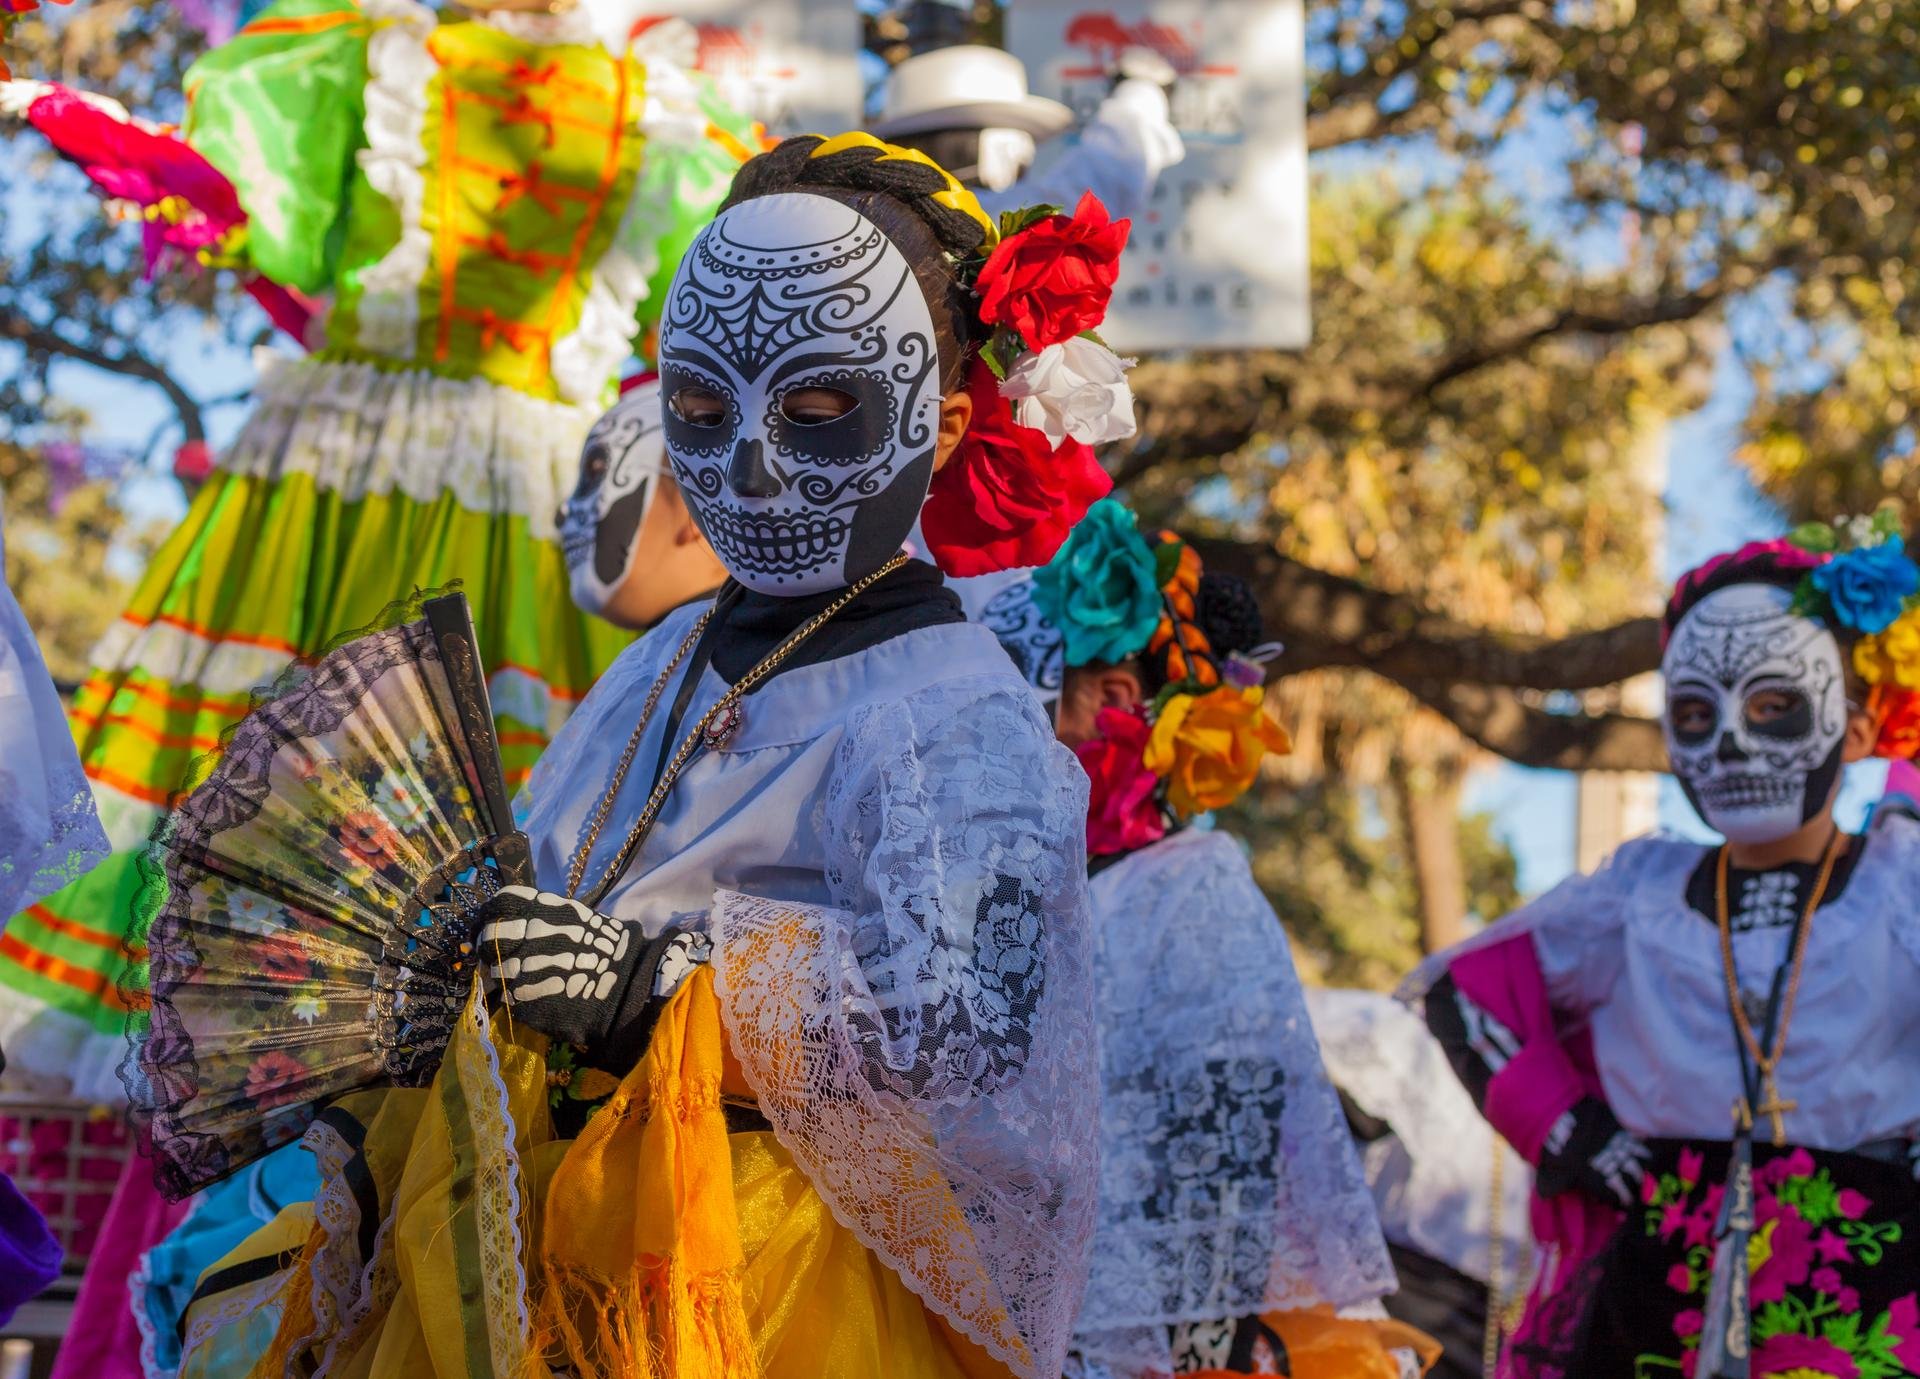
top-left (1870, 683), bottom-right (1920, 760)
top-left (1143, 685), bottom-right (1289, 818)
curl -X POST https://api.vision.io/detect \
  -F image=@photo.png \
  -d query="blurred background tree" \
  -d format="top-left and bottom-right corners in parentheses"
top-left (7, 0), bottom-right (1916, 978)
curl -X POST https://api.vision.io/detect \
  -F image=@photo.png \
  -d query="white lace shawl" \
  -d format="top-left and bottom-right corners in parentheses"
top-left (0, 522), bottom-right (109, 918)
top-left (1305, 987), bottom-right (1534, 1287)
top-left (520, 611), bottom-right (1100, 1379)
top-left (1073, 829), bottom-right (1396, 1364)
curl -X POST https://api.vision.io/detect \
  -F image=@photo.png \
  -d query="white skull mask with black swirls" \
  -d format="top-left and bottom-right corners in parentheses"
top-left (560, 380), bottom-right (668, 617)
top-left (1662, 582), bottom-right (1850, 844)
top-left (657, 192), bottom-right (944, 596)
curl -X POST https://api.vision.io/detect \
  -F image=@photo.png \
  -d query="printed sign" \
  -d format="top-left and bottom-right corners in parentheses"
top-left (637, 0), bottom-right (863, 136)
top-left (1008, 0), bottom-right (1311, 351)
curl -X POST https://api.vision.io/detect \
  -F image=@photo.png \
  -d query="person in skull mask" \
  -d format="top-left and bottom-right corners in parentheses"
top-left (227, 134), bottom-right (1124, 1379)
top-left (1407, 529), bottom-right (1920, 1379)
top-left (559, 372), bottom-right (730, 629)
top-left (967, 501), bottom-right (1435, 1379)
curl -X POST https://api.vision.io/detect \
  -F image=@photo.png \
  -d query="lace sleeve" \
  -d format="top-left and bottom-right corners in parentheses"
top-left (0, 551), bottom-right (109, 918)
top-left (819, 681), bottom-right (1071, 1103)
top-left (709, 675), bottom-right (1099, 1379)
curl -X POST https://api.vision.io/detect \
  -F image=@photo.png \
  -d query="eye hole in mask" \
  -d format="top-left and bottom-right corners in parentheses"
top-left (671, 385), bottom-right (730, 428)
top-left (779, 386), bottom-right (859, 426)
top-left (1669, 692), bottom-right (1717, 745)
top-left (1744, 683), bottom-right (1813, 740)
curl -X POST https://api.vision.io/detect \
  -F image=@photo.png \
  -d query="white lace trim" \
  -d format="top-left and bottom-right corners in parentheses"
top-left (1076, 831), bottom-right (1397, 1335)
top-left (709, 681), bottom-right (1099, 1379)
top-left (546, 43), bottom-right (708, 405)
top-left (452, 986), bottom-right (533, 1375)
top-left (353, 0), bottom-right (436, 359)
top-left (219, 354), bottom-right (592, 535)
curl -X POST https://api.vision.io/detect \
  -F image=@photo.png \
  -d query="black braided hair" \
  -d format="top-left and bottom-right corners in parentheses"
top-left (1195, 571), bottom-right (1265, 657)
top-left (721, 135), bottom-right (990, 390)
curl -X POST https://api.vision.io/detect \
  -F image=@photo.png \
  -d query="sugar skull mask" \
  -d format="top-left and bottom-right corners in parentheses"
top-left (657, 192), bottom-right (944, 596)
top-left (1662, 582), bottom-right (1849, 844)
top-left (560, 380), bottom-right (668, 618)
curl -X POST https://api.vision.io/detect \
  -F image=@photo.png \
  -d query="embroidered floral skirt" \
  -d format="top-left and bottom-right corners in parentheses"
top-left (1566, 1139), bottom-right (1920, 1379)
top-left (0, 357), bottom-right (630, 1100)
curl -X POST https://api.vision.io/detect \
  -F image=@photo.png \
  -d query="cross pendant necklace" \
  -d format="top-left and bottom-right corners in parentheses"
top-left (1714, 829), bottom-right (1843, 1150)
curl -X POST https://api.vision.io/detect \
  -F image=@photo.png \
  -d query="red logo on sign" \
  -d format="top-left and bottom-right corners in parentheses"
top-left (1061, 12), bottom-right (1229, 76)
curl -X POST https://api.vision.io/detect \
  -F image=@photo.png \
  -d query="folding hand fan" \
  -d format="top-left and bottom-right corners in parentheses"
top-left (121, 594), bottom-right (531, 1199)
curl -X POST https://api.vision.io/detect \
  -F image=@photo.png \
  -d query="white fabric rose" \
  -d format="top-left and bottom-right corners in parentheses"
top-left (999, 337), bottom-right (1139, 448)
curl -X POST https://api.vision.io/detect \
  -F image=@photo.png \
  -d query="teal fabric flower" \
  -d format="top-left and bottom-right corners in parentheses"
top-left (1031, 498), bottom-right (1163, 666)
top-left (1810, 539), bottom-right (1920, 634)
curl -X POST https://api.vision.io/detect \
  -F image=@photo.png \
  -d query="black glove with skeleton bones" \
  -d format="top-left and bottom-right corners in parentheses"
top-left (474, 885), bottom-right (709, 1066)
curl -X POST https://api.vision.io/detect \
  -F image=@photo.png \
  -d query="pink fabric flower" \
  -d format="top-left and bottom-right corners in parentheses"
top-left (1814, 1230), bottom-right (1853, 1266)
top-left (1666, 1263), bottom-right (1694, 1294)
top-left (1837, 1285), bottom-right (1860, 1315)
top-left (1751, 1333), bottom-right (1857, 1378)
top-left (1659, 1199), bottom-right (1689, 1239)
top-left (1076, 707), bottom-right (1166, 857)
top-left (1672, 1308), bottom-right (1704, 1339)
top-left (1811, 1266), bottom-right (1844, 1295)
top-left (1888, 1294), bottom-right (1920, 1369)
top-left (1678, 1146), bottom-right (1705, 1187)
top-left (1752, 1207), bottom-right (1817, 1304)
top-left (1837, 1188), bottom-right (1871, 1219)
top-left (1641, 1172), bottom-right (1661, 1205)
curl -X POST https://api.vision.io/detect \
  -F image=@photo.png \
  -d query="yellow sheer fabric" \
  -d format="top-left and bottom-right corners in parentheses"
top-left (178, 969), bottom-right (1011, 1379)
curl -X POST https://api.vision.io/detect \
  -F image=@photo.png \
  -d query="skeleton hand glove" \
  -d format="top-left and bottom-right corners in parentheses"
top-left (1537, 1095), bottom-right (1652, 1209)
top-left (475, 886), bottom-right (712, 1065)
top-left (476, 887), bottom-right (635, 1047)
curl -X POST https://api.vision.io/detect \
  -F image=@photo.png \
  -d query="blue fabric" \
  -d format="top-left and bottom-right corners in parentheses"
top-left (137, 1141), bottom-right (317, 1375)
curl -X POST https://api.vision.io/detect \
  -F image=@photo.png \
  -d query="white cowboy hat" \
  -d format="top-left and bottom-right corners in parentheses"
top-left (870, 46), bottom-right (1074, 140)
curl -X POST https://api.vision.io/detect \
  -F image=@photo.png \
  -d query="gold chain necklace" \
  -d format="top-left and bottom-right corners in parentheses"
top-left (566, 554), bottom-right (909, 904)
top-left (1714, 827), bottom-right (1844, 1147)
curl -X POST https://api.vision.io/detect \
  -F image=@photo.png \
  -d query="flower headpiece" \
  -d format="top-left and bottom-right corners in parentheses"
top-left (982, 498), bottom-right (1288, 856)
top-left (1667, 508), bottom-right (1920, 761)
top-left (913, 177), bottom-right (1136, 576)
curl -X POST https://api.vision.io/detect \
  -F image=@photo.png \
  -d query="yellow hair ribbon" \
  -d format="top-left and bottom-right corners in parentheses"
top-left (804, 130), bottom-right (999, 247)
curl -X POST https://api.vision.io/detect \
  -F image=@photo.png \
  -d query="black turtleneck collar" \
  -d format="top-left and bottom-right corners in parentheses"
top-left (709, 558), bottom-right (965, 687)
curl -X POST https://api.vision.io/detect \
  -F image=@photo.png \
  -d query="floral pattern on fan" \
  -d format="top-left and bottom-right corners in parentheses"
top-left (121, 597), bottom-right (529, 1200)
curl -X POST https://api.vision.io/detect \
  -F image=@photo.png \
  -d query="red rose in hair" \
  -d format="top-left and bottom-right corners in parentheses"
top-left (921, 360), bottom-right (1112, 577)
top-left (1077, 707), bottom-right (1165, 857)
top-left (976, 192), bottom-right (1130, 348)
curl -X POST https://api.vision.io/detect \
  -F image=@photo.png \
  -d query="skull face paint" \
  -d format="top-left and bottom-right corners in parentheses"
top-left (561, 380), bottom-right (667, 617)
top-left (1662, 582), bottom-right (1849, 844)
top-left (657, 192), bottom-right (943, 596)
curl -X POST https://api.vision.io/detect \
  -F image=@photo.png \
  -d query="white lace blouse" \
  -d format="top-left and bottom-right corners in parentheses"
top-left (1073, 828), bottom-right (1396, 1371)
top-left (516, 601), bottom-right (1100, 1379)
top-left (1469, 820), bottom-right (1920, 1150)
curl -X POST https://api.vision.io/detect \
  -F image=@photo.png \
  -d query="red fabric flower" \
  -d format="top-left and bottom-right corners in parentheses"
top-left (1076, 707), bottom-right (1165, 857)
top-left (975, 192), bottom-right (1130, 348)
top-left (921, 360), bottom-right (1112, 577)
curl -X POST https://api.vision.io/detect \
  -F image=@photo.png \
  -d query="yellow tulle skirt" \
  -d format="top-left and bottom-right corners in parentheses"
top-left (176, 969), bottom-right (1003, 1379)
top-left (177, 968), bottom-right (1429, 1379)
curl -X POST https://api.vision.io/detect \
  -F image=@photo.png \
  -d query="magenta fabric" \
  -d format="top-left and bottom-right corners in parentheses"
top-left (48, 1156), bottom-right (191, 1379)
top-left (1447, 932), bottom-right (1625, 1379)
top-left (0, 1172), bottom-right (60, 1326)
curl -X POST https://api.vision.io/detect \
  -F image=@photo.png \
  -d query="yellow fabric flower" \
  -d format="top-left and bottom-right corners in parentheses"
top-left (1143, 686), bottom-right (1290, 818)
top-left (1854, 610), bottom-right (1920, 689)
